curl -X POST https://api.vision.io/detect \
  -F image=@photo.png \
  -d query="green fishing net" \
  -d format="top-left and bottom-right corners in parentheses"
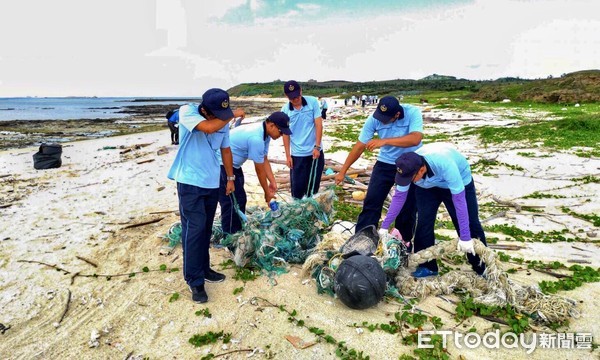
top-left (220, 189), bottom-right (336, 274)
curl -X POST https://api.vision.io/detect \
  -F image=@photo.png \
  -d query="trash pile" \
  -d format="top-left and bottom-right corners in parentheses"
top-left (219, 189), bottom-right (336, 274)
top-left (303, 230), bottom-right (579, 324)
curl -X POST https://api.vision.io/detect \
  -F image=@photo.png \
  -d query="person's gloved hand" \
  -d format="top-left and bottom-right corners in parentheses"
top-left (457, 238), bottom-right (475, 255)
top-left (378, 229), bottom-right (389, 240)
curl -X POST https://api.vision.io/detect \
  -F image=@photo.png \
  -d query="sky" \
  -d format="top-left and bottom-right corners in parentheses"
top-left (0, 0), bottom-right (598, 97)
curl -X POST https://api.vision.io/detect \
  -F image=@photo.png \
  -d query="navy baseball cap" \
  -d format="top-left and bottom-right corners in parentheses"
top-left (284, 80), bottom-right (301, 99)
top-left (200, 88), bottom-right (234, 121)
top-left (267, 111), bottom-right (292, 135)
top-left (395, 152), bottom-right (423, 186)
top-left (373, 96), bottom-right (402, 124)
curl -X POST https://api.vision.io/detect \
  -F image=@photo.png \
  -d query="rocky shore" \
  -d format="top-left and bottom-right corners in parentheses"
top-left (0, 97), bottom-right (287, 150)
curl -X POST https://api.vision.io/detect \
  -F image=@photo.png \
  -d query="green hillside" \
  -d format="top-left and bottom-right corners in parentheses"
top-left (228, 70), bottom-right (600, 103)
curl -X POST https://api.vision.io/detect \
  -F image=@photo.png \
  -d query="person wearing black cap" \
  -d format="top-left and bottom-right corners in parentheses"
top-left (165, 108), bottom-right (180, 144)
top-left (216, 111), bottom-right (292, 235)
top-left (167, 88), bottom-right (245, 303)
top-left (281, 80), bottom-right (325, 199)
top-left (334, 95), bottom-right (423, 243)
top-left (381, 143), bottom-right (487, 278)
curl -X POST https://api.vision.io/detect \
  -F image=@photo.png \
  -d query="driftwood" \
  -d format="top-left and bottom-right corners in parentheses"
top-left (481, 211), bottom-right (507, 223)
top-left (0, 203), bottom-right (14, 209)
top-left (487, 244), bottom-right (525, 251)
top-left (492, 196), bottom-right (521, 212)
top-left (568, 259), bottom-right (591, 264)
top-left (121, 217), bottom-right (165, 230)
top-left (276, 169), bottom-right (367, 186)
top-left (56, 289), bottom-right (72, 325)
top-left (75, 255), bottom-right (98, 268)
top-left (136, 159), bottom-right (155, 165)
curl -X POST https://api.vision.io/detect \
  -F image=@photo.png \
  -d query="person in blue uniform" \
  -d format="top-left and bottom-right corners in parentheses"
top-left (380, 143), bottom-right (488, 278)
top-left (281, 80), bottom-right (324, 199)
top-left (334, 96), bottom-right (423, 243)
top-left (167, 88), bottom-right (245, 303)
top-left (217, 111), bottom-right (292, 235)
top-left (166, 108), bottom-right (179, 145)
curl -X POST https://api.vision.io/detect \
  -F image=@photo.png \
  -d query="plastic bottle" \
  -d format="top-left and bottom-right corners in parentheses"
top-left (269, 200), bottom-right (281, 218)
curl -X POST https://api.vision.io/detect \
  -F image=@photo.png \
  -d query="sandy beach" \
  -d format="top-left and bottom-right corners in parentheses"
top-left (0, 100), bottom-right (598, 360)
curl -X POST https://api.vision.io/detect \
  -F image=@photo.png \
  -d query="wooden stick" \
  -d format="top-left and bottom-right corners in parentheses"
top-left (57, 289), bottom-right (72, 325)
top-left (481, 211), bottom-right (507, 223)
top-left (571, 245), bottom-right (592, 253)
top-left (534, 268), bottom-right (569, 279)
top-left (568, 259), bottom-right (591, 264)
top-left (492, 196), bottom-right (522, 212)
top-left (214, 349), bottom-right (255, 358)
top-left (76, 255), bottom-right (98, 268)
top-left (487, 244), bottom-right (525, 251)
top-left (149, 210), bottom-right (178, 215)
top-left (122, 217), bottom-right (165, 229)
top-left (136, 159), bottom-right (155, 165)
top-left (0, 203), bottom-right (14, 209)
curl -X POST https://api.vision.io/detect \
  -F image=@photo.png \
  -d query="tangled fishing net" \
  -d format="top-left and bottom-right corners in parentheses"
top-left (219, 189), bottom-right (336, 274)
top-left (303, 232), bottom-right (579, 325)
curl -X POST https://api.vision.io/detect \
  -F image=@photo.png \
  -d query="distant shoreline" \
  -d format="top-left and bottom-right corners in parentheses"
top-left (0, 98), bottom-right (286, 150)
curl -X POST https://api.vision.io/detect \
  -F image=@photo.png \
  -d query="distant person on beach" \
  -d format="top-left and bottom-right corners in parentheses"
top-left (217, 111), bottom-right (291, 235)
top-left (334, 95), bottom-right (423, 243)
top-left (318, 97), bottom-right (329, 120)
top-left (166, 108), bottom-right (179, 145)
top-left (380, 143), bottom-right (487, 278)
top-left (167, 88), bottom-right (245, 303)
top-left (281, 80), bottom-right (325, 199)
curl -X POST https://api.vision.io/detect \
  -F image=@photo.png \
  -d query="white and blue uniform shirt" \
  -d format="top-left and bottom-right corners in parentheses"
top-left (167, 104), bottom-right (230, 189)
top-left (395, 143), bottom-right (472, 193)
top-left (216, 122), bottom-right (270, 169)
top-left (358, 104), bottom-right (423, 165)
top-left (281, 96), bottom-right (322, 157)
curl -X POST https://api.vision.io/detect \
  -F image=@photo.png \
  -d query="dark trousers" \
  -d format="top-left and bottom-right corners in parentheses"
top-left (290, 151), bottom-right (325, 199)
top-left (218, 166), bottom-right (246, 235)
top-left (414, 180), bottom-right (487, 274)
top-left (321, 109), bottom-right (327, 120)
top-left (355, 161), bottom-right (417, 241)
top-left (168, 121), bottom-right (179, 144)
top-left (177, 182), bottom-right (219, 287)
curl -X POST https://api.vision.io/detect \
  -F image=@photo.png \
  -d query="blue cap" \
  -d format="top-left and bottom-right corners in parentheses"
top-left (373, 96), bottom-right (402, 124)
top-left (267, 111), bottom-right (292, 135)
top-left (395, 152), bottom-right (423, 186)
top-left (283, 80), bottom-right (301, 99)
top-left (200, 88), bottom-right (234, 121)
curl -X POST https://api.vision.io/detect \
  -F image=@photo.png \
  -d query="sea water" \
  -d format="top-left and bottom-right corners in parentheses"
top-left (0, 97), bottom-right (191, 121)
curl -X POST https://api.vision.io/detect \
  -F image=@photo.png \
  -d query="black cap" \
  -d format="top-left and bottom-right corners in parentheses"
top-left (395, 152), bottom-right (423, 186)
top-left (373, 96), bottom-right (402, 124)
top-left (200, 88), bottom-right (234, 121)
top-left (283, 80), bottom-right (301, 99)
top-left (267, 111), bottom-right (292, 135)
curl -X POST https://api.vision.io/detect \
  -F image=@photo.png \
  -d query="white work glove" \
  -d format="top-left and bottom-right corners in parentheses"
top-left (457, 238), bottom-right (476, 255)
top-left (378, 229), bottom-right (389, 240)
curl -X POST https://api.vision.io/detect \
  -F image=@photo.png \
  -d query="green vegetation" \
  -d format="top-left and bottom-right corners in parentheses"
top-left (560, 207), bottom-right (600, 226)
top-left (539, 265), bottom-right (600, 294)
top-left (252, 297), bottom-right (370, 359)
top-left (188, 330), bottom-right (231, 348)
top-left (467, 105), bottom-right (600, 153)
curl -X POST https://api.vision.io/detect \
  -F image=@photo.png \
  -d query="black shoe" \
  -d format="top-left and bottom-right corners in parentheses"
top-left (205, 269), bottom-right (226, 283)
top-left (189, 285), bottom-right (208, 303)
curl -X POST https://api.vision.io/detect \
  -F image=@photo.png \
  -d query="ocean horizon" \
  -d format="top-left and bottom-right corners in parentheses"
top-left (0, 97), bottom-right (199, 121)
